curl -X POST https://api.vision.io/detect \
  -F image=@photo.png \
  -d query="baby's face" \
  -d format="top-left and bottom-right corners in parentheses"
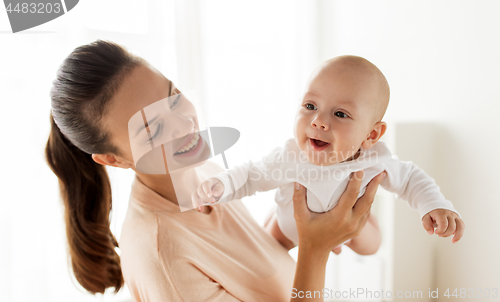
top-left (293, 62), bottom-right (385, 166)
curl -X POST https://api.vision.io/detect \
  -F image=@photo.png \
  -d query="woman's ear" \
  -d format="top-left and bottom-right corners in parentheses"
top-left (92, 153), bottom-right (132, 169)
top-left (361, 121), bottom-right (387, 149)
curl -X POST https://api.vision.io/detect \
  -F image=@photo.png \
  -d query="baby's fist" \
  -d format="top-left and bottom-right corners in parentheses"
top-left (191, 178), bottom-right (225, 212)
top-left (422, 209), bottom-right (465, 243)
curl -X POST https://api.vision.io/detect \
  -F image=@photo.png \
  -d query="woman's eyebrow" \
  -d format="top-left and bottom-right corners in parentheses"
top-left (164, 77), bottom-right (174, 96)
top-left (134, 115), bottom-right (158, 138)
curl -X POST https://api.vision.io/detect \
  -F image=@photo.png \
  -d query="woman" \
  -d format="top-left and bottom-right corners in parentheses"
top-left (45, 40), bottom-right (385, 301)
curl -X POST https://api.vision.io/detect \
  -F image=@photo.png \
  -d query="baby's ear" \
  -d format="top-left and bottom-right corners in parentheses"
top-left (361, 121), bottom-right (387, 149)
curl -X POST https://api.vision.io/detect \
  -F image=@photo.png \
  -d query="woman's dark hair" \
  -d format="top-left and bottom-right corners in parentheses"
top-left (45, 40), bottom-right (145, 294)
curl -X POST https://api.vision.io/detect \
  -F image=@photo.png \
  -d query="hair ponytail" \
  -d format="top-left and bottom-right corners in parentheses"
top-left (44, 40), bottom-right (144, 294)
top-left (46, 113), bottom-right (121, 294)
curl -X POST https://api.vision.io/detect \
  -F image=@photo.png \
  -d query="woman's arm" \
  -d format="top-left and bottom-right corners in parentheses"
top-left (290, 170), bottom-right (386, 302)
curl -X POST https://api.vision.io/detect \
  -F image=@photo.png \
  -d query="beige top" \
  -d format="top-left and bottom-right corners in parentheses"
top-left (119, 161), bottom-right (296, 302)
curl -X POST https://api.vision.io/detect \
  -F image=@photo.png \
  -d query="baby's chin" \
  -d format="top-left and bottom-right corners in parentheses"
top-left (301, 150), bottom-right (341, 166)
top-left (301, 148), bottom-right (361, 166)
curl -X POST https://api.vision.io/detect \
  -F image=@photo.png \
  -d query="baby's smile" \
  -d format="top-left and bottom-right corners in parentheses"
top-left (309, 137), bottom-right (331, 151)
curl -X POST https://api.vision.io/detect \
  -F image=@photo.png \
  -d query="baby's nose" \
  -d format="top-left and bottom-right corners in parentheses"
top-left (311, 118), bottom-right (329, 130)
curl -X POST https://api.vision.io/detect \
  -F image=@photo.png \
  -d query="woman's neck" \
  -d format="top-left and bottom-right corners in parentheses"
top-left (136, 173), bottom-right (179, 204)
top-left (135, 167), bottom-right (204, 209)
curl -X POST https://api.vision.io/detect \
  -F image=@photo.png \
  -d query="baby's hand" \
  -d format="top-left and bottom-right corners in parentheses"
top-left (191, 178), bottom-right (225, 212)
top-left (422, 209), bottom-right (465, 243)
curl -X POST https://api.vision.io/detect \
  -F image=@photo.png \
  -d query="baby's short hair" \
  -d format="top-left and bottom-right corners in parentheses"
top-left (320, 55), bottom-right (390, 123)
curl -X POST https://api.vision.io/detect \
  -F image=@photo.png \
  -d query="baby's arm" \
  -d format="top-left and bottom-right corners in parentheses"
top-left (192, 145), bottom-right (287, 209)
top-left (192, 177), bottom-right (226, 211)
top-left (422, 208), bottom-right (464, 243)
top-left (382, 159), bottom-right (465, 242)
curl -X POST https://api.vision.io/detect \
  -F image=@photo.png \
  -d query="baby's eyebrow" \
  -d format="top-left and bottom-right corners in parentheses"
top-left (338, 100), bottom-right (357, 111)
top-left (303, 91), bottom-right (359, 113)
top-left (303, 91), bottom-right (319, 99)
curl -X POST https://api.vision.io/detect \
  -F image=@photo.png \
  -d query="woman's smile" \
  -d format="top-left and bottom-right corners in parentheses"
top-left (173, 131), bottom-right (205, 158)
top-left (174, 132), bottom-right (200, 155)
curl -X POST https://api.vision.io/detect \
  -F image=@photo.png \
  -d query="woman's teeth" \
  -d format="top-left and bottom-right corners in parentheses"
top-left (174, 132), bottom-right (200, 155)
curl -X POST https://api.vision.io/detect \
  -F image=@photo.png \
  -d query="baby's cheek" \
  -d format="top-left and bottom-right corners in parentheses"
top-left (292, 122), bottom-right (303, 143)
top-left (337, 144), bottom-right (359, 161)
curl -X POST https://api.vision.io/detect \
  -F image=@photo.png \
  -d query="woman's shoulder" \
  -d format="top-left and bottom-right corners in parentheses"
top-left (119, 207), bottom-right (159, 260)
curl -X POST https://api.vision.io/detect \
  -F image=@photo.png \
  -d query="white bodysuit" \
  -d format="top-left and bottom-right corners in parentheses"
top-left (211, 138), bottom-right (460, 245)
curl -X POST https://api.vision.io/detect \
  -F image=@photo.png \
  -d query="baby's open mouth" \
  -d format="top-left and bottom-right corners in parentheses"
top-left (310, 138), bottom-right (331, 151)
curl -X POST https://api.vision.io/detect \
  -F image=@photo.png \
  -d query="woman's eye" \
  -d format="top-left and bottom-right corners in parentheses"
top-left (335, 111), bottom-right (348, 118)
top-left (170, 94), bottom-right (182, 108)
top-left (147, 124), bottom-right (162, 143)
top-left (305, 103), bottom-right (316, 110)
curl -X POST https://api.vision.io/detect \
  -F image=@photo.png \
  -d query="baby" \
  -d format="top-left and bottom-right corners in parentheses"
top-left (192, 55), bottom-right (464, 254)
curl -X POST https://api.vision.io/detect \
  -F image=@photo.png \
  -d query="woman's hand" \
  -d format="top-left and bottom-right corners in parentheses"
top-left (293, 170), bottom-right (386, 254)
top-left (290, 170), bottom-right (386, 301)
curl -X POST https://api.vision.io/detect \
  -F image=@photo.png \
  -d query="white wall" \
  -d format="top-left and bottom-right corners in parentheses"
top-left (318, 0), bottom-right (500, 299)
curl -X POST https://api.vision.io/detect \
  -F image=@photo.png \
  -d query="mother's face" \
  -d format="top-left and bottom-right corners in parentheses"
top-left (99, 63), bottom-right (207, 171)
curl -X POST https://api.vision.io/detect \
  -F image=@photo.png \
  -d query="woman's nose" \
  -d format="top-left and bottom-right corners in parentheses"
top-left (311, 115), bottom-right (329, 131)
top-left (169, 112), bottom-right (195, 140)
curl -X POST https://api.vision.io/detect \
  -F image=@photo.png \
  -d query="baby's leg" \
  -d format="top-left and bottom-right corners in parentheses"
top-left (264, 211), bottom-right (296, 250)
top-left (332, 239), bottom-right (352, 255)
top-left (341, 212), bottom-right (381, 255)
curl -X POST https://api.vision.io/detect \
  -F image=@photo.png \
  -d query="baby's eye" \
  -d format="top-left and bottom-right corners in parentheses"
top-left (335, 111), bottom-right (348, 118)
top-left (304, 103), bottom-right (316, 110)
